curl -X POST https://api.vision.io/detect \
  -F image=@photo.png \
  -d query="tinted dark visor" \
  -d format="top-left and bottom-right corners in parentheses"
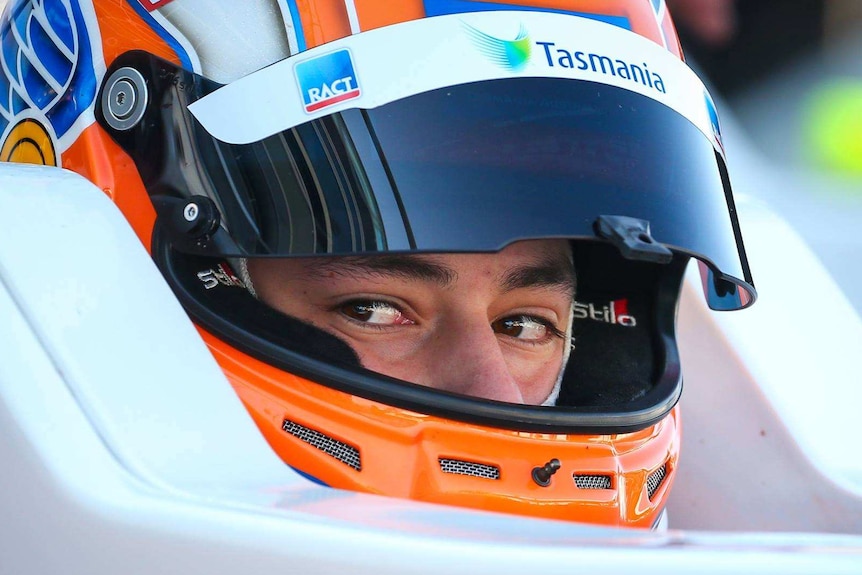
top-left (98, 52), bottom-right (754, 310)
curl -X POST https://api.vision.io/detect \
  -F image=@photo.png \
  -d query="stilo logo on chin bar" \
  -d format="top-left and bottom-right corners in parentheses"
top-left (573, 299), bottom-right (637, 327)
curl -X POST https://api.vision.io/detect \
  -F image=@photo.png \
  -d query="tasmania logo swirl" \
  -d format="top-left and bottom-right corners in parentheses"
top-left (463, 22), bottom-right (532, 71)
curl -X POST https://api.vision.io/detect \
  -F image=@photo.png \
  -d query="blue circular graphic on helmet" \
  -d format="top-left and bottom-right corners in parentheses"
top-left (0, 0), bottom-right (96, 140)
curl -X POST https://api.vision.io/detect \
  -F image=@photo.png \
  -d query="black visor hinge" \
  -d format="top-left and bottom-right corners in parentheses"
top-left (594, 215), bottom-right (673, 264)
top-left (152, 195), bottom-right (239, 256)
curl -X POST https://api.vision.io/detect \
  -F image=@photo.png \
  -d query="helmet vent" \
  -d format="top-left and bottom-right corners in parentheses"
top-left (282, 419), bottom-right (361, 471)
top-left (573, 474), bottom-right (612, 490)
top-left (439, 458), bottom-right (500, 480)
top-left (646, 462), bottom-right (668, 500)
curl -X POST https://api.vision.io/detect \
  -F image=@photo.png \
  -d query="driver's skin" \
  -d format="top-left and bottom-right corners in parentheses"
top-left (246, 239), bottom-right (575, 405)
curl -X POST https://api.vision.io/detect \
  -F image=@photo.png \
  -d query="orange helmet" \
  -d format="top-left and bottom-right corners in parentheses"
top-left (0, 0), bottom-right (755, 528)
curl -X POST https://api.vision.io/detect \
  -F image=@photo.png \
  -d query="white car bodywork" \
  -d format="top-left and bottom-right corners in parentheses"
top-left (1, 162), bottom-right (861, 574)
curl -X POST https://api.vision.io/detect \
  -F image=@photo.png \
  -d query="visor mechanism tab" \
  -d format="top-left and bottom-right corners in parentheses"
top-left (595, 215), bottom-right (673, 264)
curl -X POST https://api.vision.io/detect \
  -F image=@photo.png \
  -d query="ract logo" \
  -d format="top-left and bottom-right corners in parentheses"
top-left (464, 22), bottom-right (532, 71)
top-left (294, 49), bottom-right (361, 113)
top-left (573, 299), bottom-right (637, 327)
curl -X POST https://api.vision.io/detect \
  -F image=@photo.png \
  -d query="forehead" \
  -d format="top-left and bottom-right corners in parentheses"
top-left (251, 239), bottom-right (574, 288)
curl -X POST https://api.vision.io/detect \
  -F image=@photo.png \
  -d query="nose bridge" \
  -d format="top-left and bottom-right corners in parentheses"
top-left (431, 314), bottom-right (524, 403)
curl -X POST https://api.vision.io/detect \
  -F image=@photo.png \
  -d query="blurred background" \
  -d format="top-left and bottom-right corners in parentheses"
top-left (669, 0), bottom-right (862, 315)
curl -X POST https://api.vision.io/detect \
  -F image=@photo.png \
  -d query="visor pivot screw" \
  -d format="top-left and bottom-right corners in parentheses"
top-left (531, 458), bottom-right (561, 487)
top-left (102, 67), bottom-right (148, 131)
top-left (183, 203), bottom-right (199, 222)
top-left (180, 196), bottom-right (220, 239)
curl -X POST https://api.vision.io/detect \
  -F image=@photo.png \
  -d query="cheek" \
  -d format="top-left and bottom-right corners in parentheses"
top-left (347, 338), bottom-right (432, 384)
top-left (251, 277), bottom-right (308, 317)
top-left (505, 345), bottom-right (566, 403)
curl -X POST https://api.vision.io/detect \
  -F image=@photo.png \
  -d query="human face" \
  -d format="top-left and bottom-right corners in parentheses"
top-left (246, 240), bottom-right (574, 405)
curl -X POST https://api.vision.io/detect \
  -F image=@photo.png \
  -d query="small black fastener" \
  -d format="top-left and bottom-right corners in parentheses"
top-left (531, 458), bottom-right (561, 487)
top-left (178, 196), bottom-right (220, 240)
top-left (594, 215), bottom-right (673, 264)
top-left (152, 194), bottom-right (221, 246)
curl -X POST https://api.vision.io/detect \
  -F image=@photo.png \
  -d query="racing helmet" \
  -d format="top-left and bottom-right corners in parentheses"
top-left (0, 0), bottom-right (756, 528)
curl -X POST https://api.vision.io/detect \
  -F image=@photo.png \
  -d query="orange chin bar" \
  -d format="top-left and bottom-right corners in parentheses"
top-left (201, 329), bottom-right (680, 529)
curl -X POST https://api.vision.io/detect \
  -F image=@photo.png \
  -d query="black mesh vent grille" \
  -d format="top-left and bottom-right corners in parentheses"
top-left (439, 458), bottom-right (500, 480)
top-left (282, 419), bottom-right (361, 471)
top-left (646, 462), bottom-right (668, 500)
top-left (573, 474), bottom-right (613, 490)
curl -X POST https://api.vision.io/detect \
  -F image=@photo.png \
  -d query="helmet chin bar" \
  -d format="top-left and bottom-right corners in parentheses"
top-left (150, 231), bottom-right (685, 528)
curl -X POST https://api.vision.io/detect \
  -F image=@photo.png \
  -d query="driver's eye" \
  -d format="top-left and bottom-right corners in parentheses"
top-left (492, 315), bottom-right (562, 342)
top-left (340, 300), bottom-right (414, 326)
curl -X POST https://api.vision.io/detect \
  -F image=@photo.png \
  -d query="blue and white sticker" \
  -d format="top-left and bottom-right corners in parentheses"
top-left (294, 49), bottom-right (361, 113)
top-left (190, 10), bottom-right (718, 146)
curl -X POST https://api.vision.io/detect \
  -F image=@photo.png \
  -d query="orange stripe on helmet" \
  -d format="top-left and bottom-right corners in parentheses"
top-left (352, 0), bottom-right (426, 32)
top-left (62, 124), bottom-right (156, 251)
top-left (92, 0), bottom-right (185, 66)
top-left (294, 0), bottom-right (353, 48)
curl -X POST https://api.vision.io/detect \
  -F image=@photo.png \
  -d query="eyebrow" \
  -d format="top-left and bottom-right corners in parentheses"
top-left (310, 252), bottom-right (575, 295)
top-left (500, 254), bottom-right (576, 296)
top-left (311, 255), bottom-right (457, 286)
